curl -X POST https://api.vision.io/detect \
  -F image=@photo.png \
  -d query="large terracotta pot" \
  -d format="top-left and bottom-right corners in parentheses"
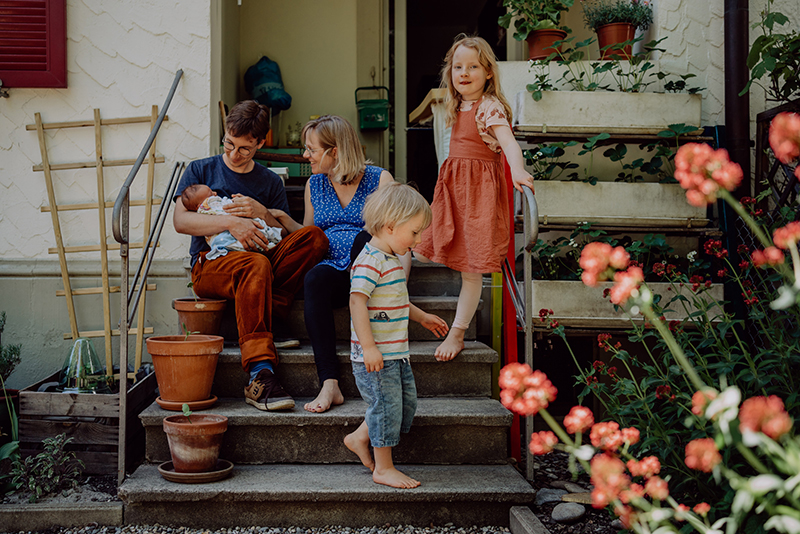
top-left (146, 335), bottom-right (224, 403)
top-left (596, 22), bottom-right (635, 59)
top-left (163, 413), bottom-right (227, 473)
top-left (526, 29), bottom-right (568, 61)
top-left (172, 298), bottom-right (227, 335)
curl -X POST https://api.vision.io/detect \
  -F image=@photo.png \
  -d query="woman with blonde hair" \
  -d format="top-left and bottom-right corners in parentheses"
top-left (269, 115), bottom-right (397, 413)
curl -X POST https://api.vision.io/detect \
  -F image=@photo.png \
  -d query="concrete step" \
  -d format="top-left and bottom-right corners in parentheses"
top-left (141, 397), bottom-right (512, 466)
top-left (119, 463), bottom-right (534, 528)
top-left (220, 295), bottom-right (481, 343)
top-left (406, 260), bottom-right (464, 296)
top-left (212, 340), bottom-right (498, 399)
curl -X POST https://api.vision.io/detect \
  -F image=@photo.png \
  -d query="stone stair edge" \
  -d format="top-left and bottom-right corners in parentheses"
top-left (140, 397), bottom-right (512, 427)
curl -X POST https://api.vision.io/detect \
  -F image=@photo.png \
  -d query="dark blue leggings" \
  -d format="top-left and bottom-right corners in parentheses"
top-left (303, 230), bottom-right (371, 385)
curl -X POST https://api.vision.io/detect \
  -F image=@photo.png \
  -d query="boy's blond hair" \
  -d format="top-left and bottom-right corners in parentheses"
top-left (301, 115), bottom-right (369, 185)
top-left (362, 182), bottom-right (432, 236)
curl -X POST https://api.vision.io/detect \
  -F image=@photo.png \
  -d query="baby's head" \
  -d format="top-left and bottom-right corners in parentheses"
top-left (181, 184), bottom-right (215, 211)
top-left (362, 183), bottom-right (432, 254)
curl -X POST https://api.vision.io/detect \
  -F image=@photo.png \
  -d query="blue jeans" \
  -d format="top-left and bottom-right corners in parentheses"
top-left (352, 358), bottom-right (417, 448)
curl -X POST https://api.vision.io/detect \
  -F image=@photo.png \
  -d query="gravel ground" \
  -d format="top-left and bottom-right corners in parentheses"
top-left (8, 526), bottom-right (511, 534)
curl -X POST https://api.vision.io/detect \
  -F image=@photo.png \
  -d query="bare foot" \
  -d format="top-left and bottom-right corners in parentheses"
top-left (304, 379), bottom-right (345, 413)
top-left (434, 327), bottom-right (465, 361)
top-left (344, 423), bottom-right (375, 471)
top-left (373, 467), bottom-right (421, 489)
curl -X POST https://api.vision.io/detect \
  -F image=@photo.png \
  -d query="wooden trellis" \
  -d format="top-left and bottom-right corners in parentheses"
top-left (27, 106), bottom-right (167, 375)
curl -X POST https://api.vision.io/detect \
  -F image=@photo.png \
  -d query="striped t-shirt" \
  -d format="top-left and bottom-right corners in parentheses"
top-left (350, 243), bottom-right (410, 362)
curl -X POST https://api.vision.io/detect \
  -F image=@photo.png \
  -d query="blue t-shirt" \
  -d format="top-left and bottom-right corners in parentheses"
top-left (309, 165), bottom-right (382, 271)
top-left (174, 155), bottom-right (290, 266)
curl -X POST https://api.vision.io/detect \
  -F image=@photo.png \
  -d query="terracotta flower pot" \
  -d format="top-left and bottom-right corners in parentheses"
top-left (163, 413), bottom-right (228, 473)
top-left (146, 335), bottom-right (224, 403)
top-left (596, 22), bottom-right (635, 60)
top-left (172, 298), bottom-right (227, 335)
top-left (526, 29), bottom-right (568, 61)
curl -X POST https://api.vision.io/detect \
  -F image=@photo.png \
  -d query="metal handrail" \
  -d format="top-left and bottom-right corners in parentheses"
top-left (501, 188), bottom-right (539, 329)
top-left (110, 69), bottom-right (183, 486)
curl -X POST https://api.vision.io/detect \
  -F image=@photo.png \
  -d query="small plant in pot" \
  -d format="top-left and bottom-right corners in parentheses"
top-left (162, 404), bottom-right (228, 474)
top-left (498, 0), bottom-right (575, 60)
top-left (581, 0), bottom-right (653, 59)
top-left (172, 282), bottom-right (227, 336)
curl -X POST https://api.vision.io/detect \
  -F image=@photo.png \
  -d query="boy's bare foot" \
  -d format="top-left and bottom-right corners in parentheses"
top-left (344, 424), bottom-right (375, 471)
top-left (434, 327), bottom-right (465, 361)
top-left (373, 467), bottom-right (421, 489)
top-left (304, 379), bottom-right (344, 413)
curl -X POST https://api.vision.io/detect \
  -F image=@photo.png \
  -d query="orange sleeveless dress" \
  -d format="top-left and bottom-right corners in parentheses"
top-left (415, 98), bottom-right (510, 273)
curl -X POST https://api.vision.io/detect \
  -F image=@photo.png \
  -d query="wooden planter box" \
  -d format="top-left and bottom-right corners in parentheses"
top-left (513, 91), bottom-right (703, 135)
top-left (534, 181), bottom-right (709, 227)
top-left (18, 370), bottom-right (157, 475)
top-left (532, 280), bottom-right (724, 329)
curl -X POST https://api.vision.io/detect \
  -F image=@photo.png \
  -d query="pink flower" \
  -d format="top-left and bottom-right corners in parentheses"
top-left (580, 242), bottom-right (613, 276)
top-left (564, 405), bottom-right (595, 434)
top-left (769, 112), bottom-right (800, 164)
top-left (499, 365), bottom-right (558, 416)
top-left (590, 421), bottom-right (624, 451)
top-left (693, 502), bottom-right (711, 516)
top-left (773, 221), bottom-right (800, 249)
top-left (619, 483), bottom-right (645, 504)
top-left (739, 395), bottom-right (793, 440)
top-left (609, 247), bottom-right (631, 270)
top-left (751, 246), bottom-right (785, 268)
top-left (645, 476), bottom-right (669, 500)
top-left (691, 389), bottom-right (718, 416)
top-left (627, 456), bottom-right (661, 478)
top-left (621, 427), bottom-right (640, 445)
top-left (609, 266), bottom-right (644, 305)
top-left (675, 143), bottom-right (743, 205)
top-left (591, 453), bottom-right (630, 508)
top-left (529, 431), bottom-right (558, 455)
top-left (685, 438), bottom-right (722, 472)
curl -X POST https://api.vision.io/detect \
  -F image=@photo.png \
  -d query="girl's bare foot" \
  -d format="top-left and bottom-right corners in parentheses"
top-left (344, 422), bottom-right (374, 471)
top-left (304, 379), bottom-right (345, 413)
top-left (373, 467), bottom-right (421, 489)
top-left (434, 327), bottom-right (465, 361)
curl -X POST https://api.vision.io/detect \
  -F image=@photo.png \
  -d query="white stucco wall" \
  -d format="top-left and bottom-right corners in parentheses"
top-left (0, 0), bottom-right (213, 387)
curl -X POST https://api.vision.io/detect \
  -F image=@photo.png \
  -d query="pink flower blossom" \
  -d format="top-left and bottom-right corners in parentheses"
top-left (675, 143), bottom-right (743, 205)
top-left (610, 266), bottom-right (644, 305)
top-left (691, 389), bottom-right (718, 416)
top-left (591, 453), bottom-right (630, 508)
top-left (739, 395), bottom-right (793, 440)
top-left (564, 405), bottom-right (595, 434)
top-left (693, 502), bottom-right (711, 516)
top-left (590, 421), bottom-right (624, 451)
top-left (773, 221), bottom-right (800, 249)
top-left (580, 242), bottom-right (613, 276)
top-left (769, 112), bottom-right (800, 164)
top-left (751, 246), bottom-right (785, 268)
top-left (529, 431), bottom-right (558, 455)
top-left (619, 482), bottom-right (645, 504)
top-left (645, 476), bottom-right (669, 500)
top-left (685, 438), bottom-right (722, 472)
top-left (621, 427), bottom-right (640, 445)
top-left (627, 456), bottom-right (661, 478)
top-left (499, 365), bottom-right (558, 417)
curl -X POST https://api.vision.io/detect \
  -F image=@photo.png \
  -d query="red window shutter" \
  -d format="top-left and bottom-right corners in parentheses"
top-left (0, 0), bottom-right (66, 88)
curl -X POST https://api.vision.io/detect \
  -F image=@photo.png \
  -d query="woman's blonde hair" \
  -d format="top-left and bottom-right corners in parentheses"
top-left (440, 34), bottom-right (513, 128)
top-left (301, 115), bottom-right (367, 184)
top-left (362, 182), bottom-right (432, 236)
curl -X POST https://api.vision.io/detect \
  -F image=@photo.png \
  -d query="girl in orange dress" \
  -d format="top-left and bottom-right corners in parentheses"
top-left (414, 34), bottom-right (535, 361)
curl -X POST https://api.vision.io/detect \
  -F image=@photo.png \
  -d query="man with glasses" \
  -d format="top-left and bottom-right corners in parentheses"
top-left (173, 100), bottom-right (328, 411)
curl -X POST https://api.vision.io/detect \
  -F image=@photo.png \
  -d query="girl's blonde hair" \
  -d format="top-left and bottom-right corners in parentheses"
top-left (362, 182), bottom-right (432, 236)
top-left (301, 115), bottom-right (368, 184)
top-left (440, 34), bottom-right (513, 128)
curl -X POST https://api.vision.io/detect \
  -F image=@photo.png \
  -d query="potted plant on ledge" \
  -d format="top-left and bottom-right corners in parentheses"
top-left (581, 0), bottom-right (653, 59)
top-left (499, 0), bottom-right (575, 60)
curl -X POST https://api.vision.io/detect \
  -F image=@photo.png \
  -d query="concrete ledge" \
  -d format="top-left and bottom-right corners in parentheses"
top-left (0, 501), bottom-right (122, 532)
top-left (510, 506), bottom-right (550, 534)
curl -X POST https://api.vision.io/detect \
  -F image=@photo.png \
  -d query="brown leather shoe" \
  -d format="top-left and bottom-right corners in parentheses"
top-left (244, 369), bottom-right (295, 411)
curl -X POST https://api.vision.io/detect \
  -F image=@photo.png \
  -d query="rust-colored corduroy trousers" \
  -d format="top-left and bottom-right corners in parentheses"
top-left (191, 226), bottom-right (328, 371)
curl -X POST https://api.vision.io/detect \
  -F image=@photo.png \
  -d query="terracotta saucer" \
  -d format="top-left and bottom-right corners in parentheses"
top-left (156, 395), bottom-right (218, 411)
top-left (158, 459), bottom-right (233, 484)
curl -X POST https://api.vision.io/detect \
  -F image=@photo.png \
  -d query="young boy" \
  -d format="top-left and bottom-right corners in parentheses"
top-left (344, 182), bottom-right (449, 489)
top-left (180, 183), bottom-right (283, 260)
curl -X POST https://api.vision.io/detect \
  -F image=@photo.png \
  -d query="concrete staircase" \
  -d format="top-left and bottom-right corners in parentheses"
top-left (120, 262), bottom-right (534, 528)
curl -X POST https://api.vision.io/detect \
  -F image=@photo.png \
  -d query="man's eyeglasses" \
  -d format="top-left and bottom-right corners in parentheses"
top-left (223, 137), bottom-right (258, 157)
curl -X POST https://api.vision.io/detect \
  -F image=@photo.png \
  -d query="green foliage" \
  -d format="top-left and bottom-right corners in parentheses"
top-left (182, 403), bottom-right (193, 423)
top-left (0, 312), bottom-right (21, 382)
top-left (741, 0), bottom-right (800, 103)
top-left (581, 0), bottom-right (653, 32)
top-left (10, 434), bottom-right (84, 503)
top-left (498, 0), bottom-right (575, 39)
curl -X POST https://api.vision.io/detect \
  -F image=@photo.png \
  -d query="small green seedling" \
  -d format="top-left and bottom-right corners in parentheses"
top-left (181, 323), bottom-right (199, 341)
top-left (182, 403), bottom-right (193, 423)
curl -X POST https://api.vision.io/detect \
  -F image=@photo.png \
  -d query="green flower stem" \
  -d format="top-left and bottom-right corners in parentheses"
top-left (718, 189), bottom-right (772, 248)
top-left (639, 287), bottom-right (708, 393)
top-left (734, 442), bottom-right (770, 474)
top-left (539, 407), bottom-right (593, 474)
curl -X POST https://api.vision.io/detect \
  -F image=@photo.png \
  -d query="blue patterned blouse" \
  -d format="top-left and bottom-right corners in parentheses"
top-left (309, 165), bottom-right (382, 271)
